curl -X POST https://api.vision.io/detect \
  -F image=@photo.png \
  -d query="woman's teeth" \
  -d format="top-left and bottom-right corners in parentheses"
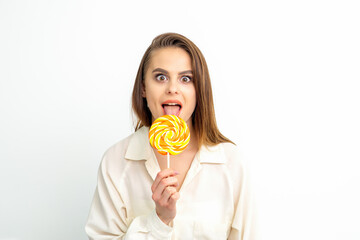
top-left (163, 103), bottom-right (180, 106)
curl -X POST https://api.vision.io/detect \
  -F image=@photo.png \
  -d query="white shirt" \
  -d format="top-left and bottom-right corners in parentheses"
top-left (85, 127), bottom-right (259, 240)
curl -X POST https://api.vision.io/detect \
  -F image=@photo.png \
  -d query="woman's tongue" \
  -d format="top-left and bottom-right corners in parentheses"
top-left (163, 105), bottom-right (180, 116)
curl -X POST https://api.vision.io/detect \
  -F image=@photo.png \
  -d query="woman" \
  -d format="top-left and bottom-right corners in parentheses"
top-left (85, 33), bottom-right (258, 239)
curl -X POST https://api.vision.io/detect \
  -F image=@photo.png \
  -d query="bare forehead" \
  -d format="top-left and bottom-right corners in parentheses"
top-left (147, 47), bottom-right (192, 71)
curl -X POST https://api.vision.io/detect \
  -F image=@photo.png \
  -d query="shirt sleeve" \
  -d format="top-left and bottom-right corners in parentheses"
top-left (85, 155), bottom-right (173, 240)
top-left (227, 147), bottom-right (260, 240)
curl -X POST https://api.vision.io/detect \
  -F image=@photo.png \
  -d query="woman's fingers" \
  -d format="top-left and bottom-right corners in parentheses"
top-left (169, 191), bottom-right (180, 206)
top-left (158, 187), bottom-right (177, 207)
top-left (152, 176), bottom-right (179, 201)
top-left (151, 169), bottom-right (181, 225)
top-left (151, 169), bottom-right (179, 193)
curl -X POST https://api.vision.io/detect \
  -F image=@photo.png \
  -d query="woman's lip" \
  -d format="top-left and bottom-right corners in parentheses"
top-left (161, 100), bottom-right (182, 107)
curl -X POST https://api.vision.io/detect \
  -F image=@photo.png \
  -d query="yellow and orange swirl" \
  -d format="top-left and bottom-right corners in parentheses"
top-left (149, 115), bottom-right (190, 155)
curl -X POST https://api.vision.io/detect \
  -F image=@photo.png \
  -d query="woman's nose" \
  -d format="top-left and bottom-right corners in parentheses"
top-left (166, 79), bottom-right (179, 94)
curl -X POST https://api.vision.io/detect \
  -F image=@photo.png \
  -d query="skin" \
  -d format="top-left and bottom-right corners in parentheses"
top-left (142, 47), bottom-right (198, 225)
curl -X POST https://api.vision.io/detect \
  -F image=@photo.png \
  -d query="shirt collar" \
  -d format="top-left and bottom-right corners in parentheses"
top-left (124, 127), bottom-right (153, 161)
top-left (124, 126), bottom-right (226, 164)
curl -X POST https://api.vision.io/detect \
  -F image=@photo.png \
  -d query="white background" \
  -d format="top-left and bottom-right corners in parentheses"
top-left (1, 0), bottom-right (359, 239)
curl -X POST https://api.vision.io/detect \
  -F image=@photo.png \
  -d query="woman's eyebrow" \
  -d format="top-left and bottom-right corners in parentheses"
top-left (179, 70), bottom-right (193, 75)
top-left (152, 68), bottom-right (193, 75)
top-left (152, 68), bottom-right (168, 74)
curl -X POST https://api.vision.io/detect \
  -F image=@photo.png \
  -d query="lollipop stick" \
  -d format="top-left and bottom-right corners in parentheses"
top-left (167, 152), bottom-right (170, 169)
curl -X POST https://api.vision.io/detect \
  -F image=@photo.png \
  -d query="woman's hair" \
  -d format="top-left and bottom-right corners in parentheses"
top-left (132, 32), bottom-right (234, 146)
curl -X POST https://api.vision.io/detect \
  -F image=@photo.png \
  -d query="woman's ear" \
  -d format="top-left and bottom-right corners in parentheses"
top-left (141, 84), bottom-right (146, 98)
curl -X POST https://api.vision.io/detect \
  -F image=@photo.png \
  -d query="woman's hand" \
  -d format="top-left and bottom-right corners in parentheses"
top-left (151, 169), bottom-right (180, 225)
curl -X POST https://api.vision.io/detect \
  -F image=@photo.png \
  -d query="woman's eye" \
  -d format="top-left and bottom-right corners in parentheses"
top-left (155, 74), bottom-right (167, 81)
top-left (181, 76), bottom-right (192, 83)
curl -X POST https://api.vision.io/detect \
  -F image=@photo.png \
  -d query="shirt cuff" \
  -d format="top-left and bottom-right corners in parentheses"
top-left (146, 209), bottom-right (173, 239)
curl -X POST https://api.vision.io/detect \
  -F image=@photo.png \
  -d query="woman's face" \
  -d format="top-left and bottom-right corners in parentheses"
top-left (142, 47), bottom-right (196, 127)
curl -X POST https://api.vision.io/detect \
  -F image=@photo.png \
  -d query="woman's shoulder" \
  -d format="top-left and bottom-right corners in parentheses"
top-left (219, 142), bottom-right (243, 162)
top-left (99, 133), bottom-right (133, 171)
top-left (218, 142), bottom-right (247, 173)
top-left (221, 142), bottom-right (241, 155)
top-left (100, 127), bottom-right (149, 171)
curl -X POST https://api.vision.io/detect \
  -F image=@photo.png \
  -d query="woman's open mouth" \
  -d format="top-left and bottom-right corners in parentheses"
top-left (162, 101), bottom-right (182, 116)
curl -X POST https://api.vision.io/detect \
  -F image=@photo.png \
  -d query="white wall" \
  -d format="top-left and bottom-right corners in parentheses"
top-left (1, 0), bottom-right (359, 239)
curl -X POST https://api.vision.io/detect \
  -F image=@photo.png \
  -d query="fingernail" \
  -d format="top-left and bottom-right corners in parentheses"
top-left (174, 171), bottom-right (179, 175)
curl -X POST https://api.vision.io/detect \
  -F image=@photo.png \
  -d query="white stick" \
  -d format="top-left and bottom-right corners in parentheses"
top-left (167, 152), bottom-right (170, 169)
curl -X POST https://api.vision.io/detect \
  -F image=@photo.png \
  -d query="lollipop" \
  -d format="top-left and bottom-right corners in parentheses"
top-left (149, 115), bottom-right (190, 168)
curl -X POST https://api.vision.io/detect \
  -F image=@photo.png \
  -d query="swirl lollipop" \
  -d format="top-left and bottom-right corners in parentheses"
top-left (149, 115), bottom-right (190, 168)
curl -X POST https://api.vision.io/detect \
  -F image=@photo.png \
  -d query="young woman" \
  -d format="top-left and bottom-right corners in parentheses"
top-left (85, 33), bottom-right (258, 239)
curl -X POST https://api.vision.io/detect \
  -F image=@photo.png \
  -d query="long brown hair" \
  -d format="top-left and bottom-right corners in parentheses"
top-left (132, 32), bottom-right (234, 146)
